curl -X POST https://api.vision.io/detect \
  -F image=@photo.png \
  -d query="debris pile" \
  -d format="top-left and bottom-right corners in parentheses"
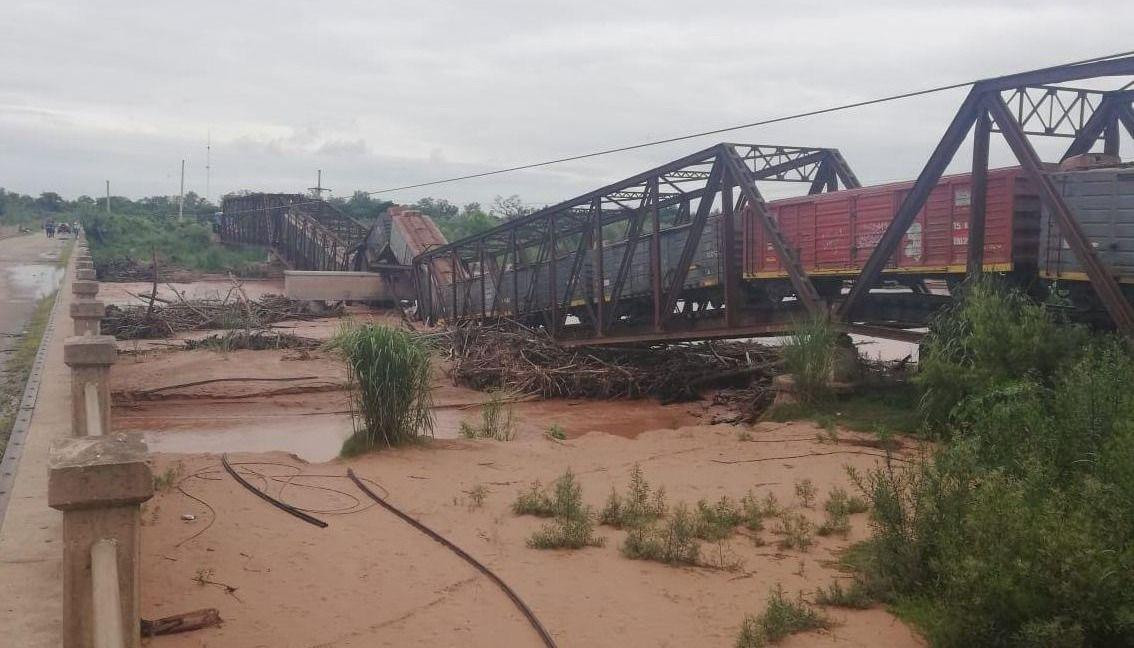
top-left (102, 292), bottom-right (340, 340)
top-left (445, 322), bottom-right (779, 403)
top-left (182, 330), bottom-right (323, 351)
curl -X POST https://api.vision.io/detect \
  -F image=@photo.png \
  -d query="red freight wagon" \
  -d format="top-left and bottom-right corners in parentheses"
top-left (743, 167), bottom-right (1040, 281)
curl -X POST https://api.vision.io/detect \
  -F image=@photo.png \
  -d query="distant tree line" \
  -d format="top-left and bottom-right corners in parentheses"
top-left (1, 186), bottom-right (540, 245)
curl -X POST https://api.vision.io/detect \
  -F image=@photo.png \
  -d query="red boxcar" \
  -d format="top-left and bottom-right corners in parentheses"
top-left (743, 167), bottom-right (1040, 280)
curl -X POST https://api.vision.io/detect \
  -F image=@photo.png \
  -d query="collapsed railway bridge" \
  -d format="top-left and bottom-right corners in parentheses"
top-left (220, 54), bottom-right (1134, 345)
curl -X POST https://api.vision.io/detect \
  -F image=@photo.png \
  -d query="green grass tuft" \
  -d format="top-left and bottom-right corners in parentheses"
top-left (459, 391), bottom-right (515, 441)
top-left (330, 324), bottom-right (433, 454)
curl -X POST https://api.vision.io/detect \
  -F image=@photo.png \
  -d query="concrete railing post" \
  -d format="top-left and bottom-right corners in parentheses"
top-left (70, 300), bottom-right (106, 337)
top-left (73, 279), bottom-right (99, 301)
top-left (48, 434), bottom-right (153, 648)
top-left (63, 336), bottom-right (117, 436)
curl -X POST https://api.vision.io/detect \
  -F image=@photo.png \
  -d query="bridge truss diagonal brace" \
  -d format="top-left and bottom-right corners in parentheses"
top-left (721, 146), bottom-right (824, 315)
top-left (837, 67), bottom-right (1134, 336)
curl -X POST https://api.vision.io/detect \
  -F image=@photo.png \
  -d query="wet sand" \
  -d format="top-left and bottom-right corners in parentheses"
top-left (140, 423), bottom-right (925, 648)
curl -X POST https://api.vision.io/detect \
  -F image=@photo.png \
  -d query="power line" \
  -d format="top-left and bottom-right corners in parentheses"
top-left (362, 48), bottom-right (1134, 195)
top-left (214, 49), bottom-right (1134, 216)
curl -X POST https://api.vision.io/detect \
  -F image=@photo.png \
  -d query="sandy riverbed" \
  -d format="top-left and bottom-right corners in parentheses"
top-left (95, 281), bottom-right (926, 647)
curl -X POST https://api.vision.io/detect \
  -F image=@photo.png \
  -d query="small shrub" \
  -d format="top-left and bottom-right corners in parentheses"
top-left (547, 423), bottom-right (566, 440)
top-left (816, 509), bottom-right (850, 538)
top-left (815, 579), bottom-right (873, 609)
top-left (794, 479), bottom-right (817, 508)
top-left (760, 492), bottom-right (783, 518)
top-left (525, 470), bottom-right (604, 550)
top-left (775, 512), bottom-right (814, 551)
top-left (599, 464), bottom-right (666, 529)
top-left (738, 429), bottom-right (753, 442)
top-left (460, 391), bottom-right (515, 441)
top-left (736, 584), bottom-right (831, 647)
top-left (824, 486), bottom-right (868, 516)
top-left (694, 496), bottom-right (743, 541)
top-left (512, 481), bottom-right (555, 517)
top-left (740, 490), bottom-right (770, 531)
top-left (467, 484), bottom-right (488, 509)
top-left (528, 516), bottom-right (605, 550)
top-left (621, 503), bottom-right (700, 565)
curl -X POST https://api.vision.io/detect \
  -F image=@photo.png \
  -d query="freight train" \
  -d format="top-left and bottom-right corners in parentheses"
top-left (436, 159), bottom-right (1134, 323)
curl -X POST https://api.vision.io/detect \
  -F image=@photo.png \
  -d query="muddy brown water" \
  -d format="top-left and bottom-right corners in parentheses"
top-left (0, 235), bottom-right (67, 366)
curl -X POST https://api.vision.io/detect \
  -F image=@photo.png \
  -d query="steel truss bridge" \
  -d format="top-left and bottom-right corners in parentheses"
top-left (218, 194), bottom-right (371, 272)
top-left (412, 55), bottom-right (1134, 345)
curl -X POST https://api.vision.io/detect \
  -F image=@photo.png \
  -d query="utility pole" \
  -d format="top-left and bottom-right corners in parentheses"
top-left (308, 169), bottom-right (330, 199)
top-left (105, 180), bottom-right (111, 214)
top-left (178, 159), bottom-right (185, 221)
top-left (205, 132), bottom-right (211, 205)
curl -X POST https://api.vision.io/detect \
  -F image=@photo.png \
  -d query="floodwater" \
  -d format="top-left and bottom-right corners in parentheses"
top-left (143, 415), bottom-right (354, 463)
top-left (0, 236), bottom-right (67, 365)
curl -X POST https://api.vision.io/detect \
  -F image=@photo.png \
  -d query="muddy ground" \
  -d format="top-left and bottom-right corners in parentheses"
top-left (108, 294), bottom-right (926, 647)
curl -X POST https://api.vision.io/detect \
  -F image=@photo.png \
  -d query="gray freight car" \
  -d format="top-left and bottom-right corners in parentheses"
top-left (1041, 167), bottom-right (1134, 301)
top-left (447, 216), bottom-right (723, 320)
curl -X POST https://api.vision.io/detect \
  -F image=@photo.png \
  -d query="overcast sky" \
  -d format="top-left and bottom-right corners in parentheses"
top-left (2, 1), bottom-right (1132, 210)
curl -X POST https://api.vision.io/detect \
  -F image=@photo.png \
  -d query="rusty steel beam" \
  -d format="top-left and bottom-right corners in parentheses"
top-left (987, 94), bottom-right (1134, 335)
top-left (839, 88), bottom-right (983, 319)
top-left (660, 154), bottom-right (724, 320)
top-left (722, 146), bottom-right (823, 314)
top-left (967, 109), bottom-right (991, 278)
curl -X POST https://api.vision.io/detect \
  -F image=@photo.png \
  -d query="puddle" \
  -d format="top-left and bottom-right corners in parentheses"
top-left (4, 263), bottom-right (64, 301)
top-left (144, 415), bottom-right (355, 463)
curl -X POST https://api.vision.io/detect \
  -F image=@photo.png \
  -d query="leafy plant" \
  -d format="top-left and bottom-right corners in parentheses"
top-left (736, 584), bottom-right (831, 647)
top-left (621, 502), bottom-right (701, 566)
top-left (524, 470), bottom-right (604, 550)
top-left (460, 390), bottom-right (515, 441)
top-left (815, 579), bottom-right (873, 609)
top-left (775, 512), bottom-right (814, 551)
top-left (547, 423), bottom-right (567, 440)
top-left (794, 479), bottom-right (817, 508)
top-left (693, 496), bottom-right (743, 541)
top-left (512, 481), bottom-right (555, 517)
top-left (599, 464), bottom-right (666, 529)
top-left (331, 324), bottom-right (433, 454)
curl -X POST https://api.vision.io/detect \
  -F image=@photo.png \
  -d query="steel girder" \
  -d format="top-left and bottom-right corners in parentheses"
top-left (413, 143), bottom-right (859, 330)
top-left (838, 54), bottom-right (1134, 337)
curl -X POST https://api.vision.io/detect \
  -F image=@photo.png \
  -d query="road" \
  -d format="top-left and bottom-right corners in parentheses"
top-left (0, 232), bottom-right (68, 367)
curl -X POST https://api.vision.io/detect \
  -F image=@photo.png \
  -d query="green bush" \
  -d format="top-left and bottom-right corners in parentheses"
top-left (915, 278), bottom-right (1087, 437)
top-left (520, 470), bottom-right (604, 550)
top-left (621, 502), bottom-right (701, 565)
top-left (735, 584), bottom-right (830, 647)
top-left (331, 325), bottom-right (433, 454)
top-left (849, 282), bottom-right (1134, 647)
top-left (599, 464), bottom-right (666, 529)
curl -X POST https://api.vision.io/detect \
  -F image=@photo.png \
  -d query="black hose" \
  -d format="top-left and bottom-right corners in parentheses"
top-left (222, 454), bottom-right (328, 528)
top-left (347, 468), bottom-right (557, 648)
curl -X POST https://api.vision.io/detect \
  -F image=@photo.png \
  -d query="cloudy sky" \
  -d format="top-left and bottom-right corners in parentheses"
top-left (2, 1), bottom-right (1132, 209)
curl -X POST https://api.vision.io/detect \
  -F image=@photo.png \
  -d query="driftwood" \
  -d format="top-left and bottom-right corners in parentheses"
top-left (443, 321), bottom-right (778, 403)
top-left (141, 608), bottom-right (222, 636)
top-left (102, 291), bottom-right (340, 340)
